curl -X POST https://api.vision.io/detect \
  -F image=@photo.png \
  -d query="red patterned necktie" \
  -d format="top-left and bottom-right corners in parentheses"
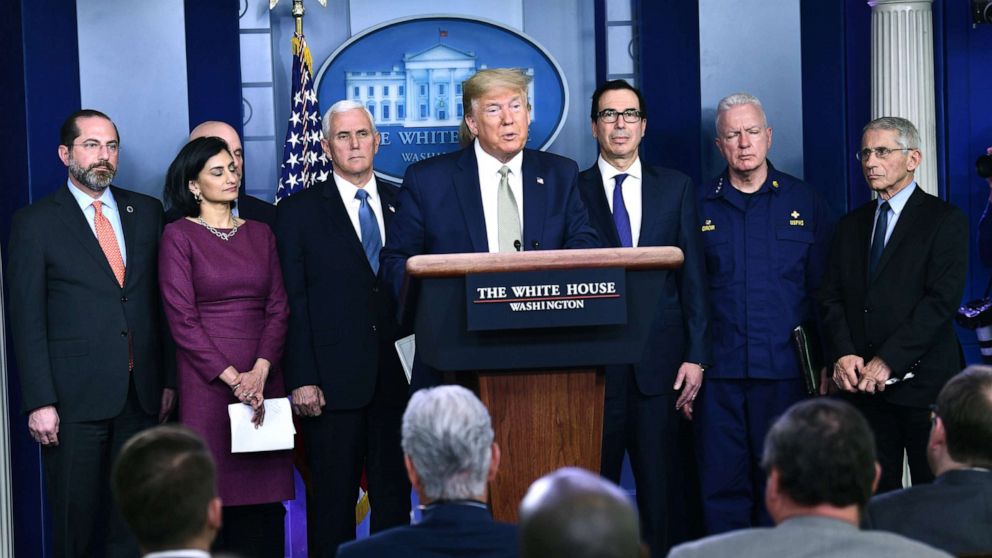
top-left (92, 200), bottom-right (125, 287)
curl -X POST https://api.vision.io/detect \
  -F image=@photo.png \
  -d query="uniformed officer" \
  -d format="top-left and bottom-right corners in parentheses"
top-left (696, 93), bottom-right (835, 534)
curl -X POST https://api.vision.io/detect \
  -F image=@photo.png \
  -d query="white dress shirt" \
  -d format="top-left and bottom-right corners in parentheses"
top-left (475, 139), bottom-right (524, 253)
top-left (333, 172), bottom-right (387, 245)
top-left (598, 155), bottom-right (643, 248)
top-left (872, 181), bottom-right (917, 247)
top-left (67, 180), bottom-right (128, 264)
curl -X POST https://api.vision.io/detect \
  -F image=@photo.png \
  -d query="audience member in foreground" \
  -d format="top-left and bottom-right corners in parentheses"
top-left (336, 385), bottom-right (517, 558)
top-left (112, 425), bottom-right (221, 557)
top-left (519, 467), bottom-right (645, 558)
top-left (668, 398), bottom-right (950, 558)
top-left (864, 365), bottom-right (992, 554)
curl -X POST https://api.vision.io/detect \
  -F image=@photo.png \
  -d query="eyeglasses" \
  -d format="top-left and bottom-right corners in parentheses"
top-left (73, 141), bottom-right (120, 154)
top-left (928, 403), bottom-right (940, 424)
top-left (596, 109), bottom-right (644, 124)
top-left (855, 146), bottom-right (914, 161)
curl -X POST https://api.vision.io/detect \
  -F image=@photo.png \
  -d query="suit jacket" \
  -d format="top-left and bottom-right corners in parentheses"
top-left (335, 503), bottom-right (518, 558)
top-left (381, 146), bottom-right (600, 302)
top-left (578, 163), bottom-right (708, 394)
top-left (819, 186), bottom-right (968, 407)
top-left (864, 469), bottom-right (992, 555)
top-left (165, 190), bottom-right (276, 229)
top-left (669, 515), bottom-right (950, 558)
top-left (7, 185), bottom-right (172, 421)
top-left (275, 178), bottom-right (404, 409)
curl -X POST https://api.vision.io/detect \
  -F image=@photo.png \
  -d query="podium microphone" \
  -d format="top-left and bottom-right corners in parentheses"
top-left (513, 240), bottom-right (522, 252)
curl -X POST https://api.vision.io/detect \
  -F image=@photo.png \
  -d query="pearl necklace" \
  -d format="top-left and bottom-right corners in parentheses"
top-left (196, 217), bottom-right (240, 241)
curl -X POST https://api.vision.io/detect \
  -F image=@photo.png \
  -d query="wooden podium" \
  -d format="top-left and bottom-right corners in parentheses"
top-left (405, 247), bottom-right (683, 521)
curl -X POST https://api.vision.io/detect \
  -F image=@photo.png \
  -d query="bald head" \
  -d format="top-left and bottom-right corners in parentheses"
top-left (519, 467), bottom-right (642, 558)
top-left (189, 121), bottom-right (243, 180)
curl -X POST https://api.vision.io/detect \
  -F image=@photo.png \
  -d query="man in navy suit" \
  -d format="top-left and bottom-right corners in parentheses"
top-left (276, 101), bottom-right (410, 557)
top-left (381, 68), bottom-right (599, 388)
top-left (7, 109), bottom-right (175, 557)
top-left (820, 116), bottom-right (967, 493)
top-left (336, 385), bottom-right (517, 558)
top-left (577, 80), bottom-right (707, 557)
top-left (864, 365), bottom-right (992, 555)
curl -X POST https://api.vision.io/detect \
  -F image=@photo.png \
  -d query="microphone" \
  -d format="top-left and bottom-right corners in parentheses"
top-left (531, 240), bottom-right (540, 250)
top-left (513, 240), bottom-right (522, 252)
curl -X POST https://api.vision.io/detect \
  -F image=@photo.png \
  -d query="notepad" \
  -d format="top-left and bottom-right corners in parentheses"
top-left (228, 397), bottom-right (296, 453)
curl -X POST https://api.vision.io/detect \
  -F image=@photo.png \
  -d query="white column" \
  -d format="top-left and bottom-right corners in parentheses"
top-left (868, 0), bottom-right (937, 194)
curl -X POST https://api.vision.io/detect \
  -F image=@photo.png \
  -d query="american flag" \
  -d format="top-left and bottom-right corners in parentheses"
top-left (275, 33), bottom-right (332, 202)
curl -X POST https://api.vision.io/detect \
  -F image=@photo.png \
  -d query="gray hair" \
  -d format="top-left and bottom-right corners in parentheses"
top-left (402, 385), bottom-right (494, 501)
top-left (519, 467), bottom-right (641, 558)
top-left (715, 92), bottom-right (767, 135)
top-left (862, 116), bottom-right (920, 150)
top-left (321, 99), bottom-right (378, 137)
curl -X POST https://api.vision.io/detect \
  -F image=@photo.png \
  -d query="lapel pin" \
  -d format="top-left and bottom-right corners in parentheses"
top-left (388, 204), bottom-right (395, 213)
top-left (126, 205), bottom-right (134, 213)
top-left (536, 177), bottom-right (544, 185)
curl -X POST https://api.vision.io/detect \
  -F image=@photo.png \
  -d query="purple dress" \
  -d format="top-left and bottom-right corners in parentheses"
top-left (159, 218), bottom-right (294, 506)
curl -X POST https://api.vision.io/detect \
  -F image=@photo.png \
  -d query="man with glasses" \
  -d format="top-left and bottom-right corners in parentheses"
top-left (696, 93), bottom-right (835, 535)
top-left (577, 79), bottom-right (707, 556)
top-left (864, 365), bottom-right (992, 554)
top-left (819, 116), bottom-right (968, 494)
top-left (7, 109), bottom-right (175, 557)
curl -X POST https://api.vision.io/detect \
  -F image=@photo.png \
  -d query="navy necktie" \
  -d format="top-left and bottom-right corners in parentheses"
top-left (868, 201), bottom-right (890, 279)
top-left (355, 189), bottom-right (382, 274)
top-left (612, 173), bottom-right (633, 247)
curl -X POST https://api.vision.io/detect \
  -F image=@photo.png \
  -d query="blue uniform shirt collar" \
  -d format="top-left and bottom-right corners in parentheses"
top-left (709, 160), bottom-right (785, 199)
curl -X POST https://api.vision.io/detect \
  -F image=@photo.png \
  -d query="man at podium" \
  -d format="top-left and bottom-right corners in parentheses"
top-left (382, 68), bottom-right (600, 390)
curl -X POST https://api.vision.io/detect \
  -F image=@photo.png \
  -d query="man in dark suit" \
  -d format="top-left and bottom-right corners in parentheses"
top-left (337, 385), bottom-right (517, 558)
top-left (276, 100), bottom-right (410, 557)
top-left (820, 116), bottom-right (968, 493)
top-left (577, 80), bottom-right (707, 557)
top-left (381, 68), bottom-right (599, 388)
top-left (7, 109), bottom-right (175, 557)
top-left (864, 365), bottom-right (992, 555)
top-left (670, 399), bottom-right (950, 558)
top-left (113, 425), bottom-right (222, 557)
top-left (165, 120), bottom-right (277, 227)
top-left (519, 467), bottom-right (644, 558)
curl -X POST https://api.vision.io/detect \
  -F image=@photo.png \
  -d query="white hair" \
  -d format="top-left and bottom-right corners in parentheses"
top-left (321, 99), bottom-right (378, 136)
top-left (862, 116), bottom-right (920, 150)
top-left (401, 385), bottom-right (494, 501)
top-left (715, 92), bottom-right (768, 135)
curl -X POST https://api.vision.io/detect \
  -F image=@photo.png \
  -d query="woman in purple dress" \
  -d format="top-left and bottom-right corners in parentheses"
top-left (159, 137), bottom-right (292, 558)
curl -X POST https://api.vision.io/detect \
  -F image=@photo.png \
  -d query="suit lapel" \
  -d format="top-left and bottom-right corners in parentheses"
top-left (454, 148), bottom-right (489, 252)
top-left (522, 150), bottom-right (546, 250)
top-left (580, 165), bottom-right (621, 247)
top-left (379, 179), bottom-right (398, 233)
top-left (872, 186), bottom-right (926, 282)
top-left (639, 167), bottom-right (663, 246)
top-left (53, 185), bottom-right (120, 286)
top-left (320, 180), bottom-right (374, 274)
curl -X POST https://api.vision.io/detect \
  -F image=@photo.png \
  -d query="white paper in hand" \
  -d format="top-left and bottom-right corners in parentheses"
top-left (228, 397), bottom-right (296, 453)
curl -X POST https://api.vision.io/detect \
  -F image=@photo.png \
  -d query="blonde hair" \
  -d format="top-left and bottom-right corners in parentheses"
top-left (459, 68), bottom-right (532, 147)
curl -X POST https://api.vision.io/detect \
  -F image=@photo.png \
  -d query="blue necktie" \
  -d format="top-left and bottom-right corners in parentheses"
top-left (612, 173), bottom-right (633, 247)
top-left (868, 201), bottom-right (890, 279)
top-left (355, 189), bottom-right (382, 274)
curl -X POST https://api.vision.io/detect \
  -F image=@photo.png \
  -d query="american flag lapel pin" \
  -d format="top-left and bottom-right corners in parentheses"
top-left (536, 177), bottom-right (544, 185)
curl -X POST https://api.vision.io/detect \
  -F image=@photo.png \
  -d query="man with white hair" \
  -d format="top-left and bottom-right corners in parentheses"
top-left (276, 100), bottom-right (410, 557)
top-left (696, 93), bottom-right (835, 534)
top-left (337, 385), bottom-right (517, 558)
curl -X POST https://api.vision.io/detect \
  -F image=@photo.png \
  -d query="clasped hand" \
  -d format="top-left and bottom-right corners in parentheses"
top-left (832, 354), bottom-right (892, 394)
